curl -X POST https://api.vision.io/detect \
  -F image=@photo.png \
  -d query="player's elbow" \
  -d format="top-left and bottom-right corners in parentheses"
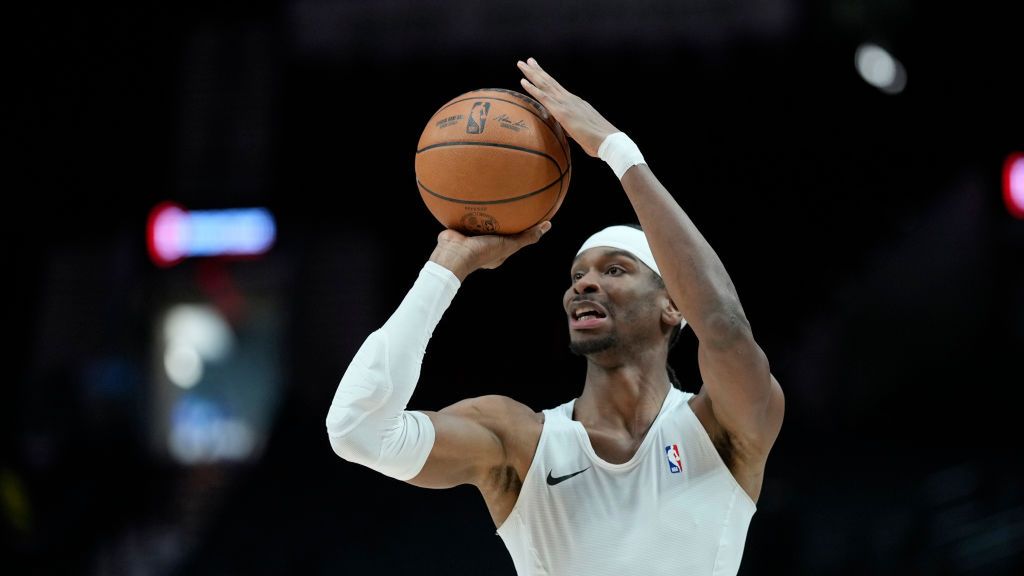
top-left (327, 424), bottom-right (379, 467)
top-left (328, 434), bottom-right (369, 464)
top-left (328, 431), bottom-right (354, 461)
top-left (325, 393), bottom-right (379, 465)
top-left (326, 411), bottom-right (435, 482)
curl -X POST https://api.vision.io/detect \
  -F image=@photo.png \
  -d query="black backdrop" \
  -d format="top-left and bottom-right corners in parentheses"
top-left (11, 1), bottom-right (1023, 574)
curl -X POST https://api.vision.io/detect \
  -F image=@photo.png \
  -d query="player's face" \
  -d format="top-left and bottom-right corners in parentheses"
top-left (563, 248), bottom-right (664, 356)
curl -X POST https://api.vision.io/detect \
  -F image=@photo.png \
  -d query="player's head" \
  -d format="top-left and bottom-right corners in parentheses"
top-left (564, 224), bottom-right (686, 379)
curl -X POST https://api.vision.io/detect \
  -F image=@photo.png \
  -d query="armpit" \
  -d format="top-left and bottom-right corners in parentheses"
top-left (487, 464), bottom-right (524, 495)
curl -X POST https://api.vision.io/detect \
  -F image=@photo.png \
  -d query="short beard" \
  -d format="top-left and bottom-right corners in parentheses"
top-left (569, 334), bottom-right (619, 356)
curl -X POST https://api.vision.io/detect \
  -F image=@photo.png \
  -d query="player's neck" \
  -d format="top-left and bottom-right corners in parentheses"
top-left (575, 360), bottom-right (671, 440)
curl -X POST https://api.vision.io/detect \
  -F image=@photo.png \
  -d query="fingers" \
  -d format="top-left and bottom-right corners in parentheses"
top-left (497, 220), bottom-right (552, 257)
top-left (516, 56), bottom-right (620, 157)
top-left (519, 77), bottom-right (541, 102)
top-left (517, 59), bottom-right (564, 104)
top-left (516, 62), bottom-right (545, 104)
top-left (515, 220), bottom-right (552, 247)
top-left (431, 222), bottom-right (549, 278)
top-left (437, 229), bottom-right (466, 243)
top-left (517, 58), bottom-right (564, 93)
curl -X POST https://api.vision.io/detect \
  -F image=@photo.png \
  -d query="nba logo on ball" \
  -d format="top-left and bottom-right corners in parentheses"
top-left (665, 444), bottom-right (682, 474)
top-left (466, 102), bottom-right (490, 134)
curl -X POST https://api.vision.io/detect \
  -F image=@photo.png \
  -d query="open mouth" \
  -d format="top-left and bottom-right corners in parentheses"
top-left (569, 299), bottom-right (609, 328)
top-left (572, 307), bottom-right (607, 321)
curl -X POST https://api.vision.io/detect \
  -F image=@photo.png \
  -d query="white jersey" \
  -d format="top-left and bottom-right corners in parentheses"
top-left (496, 388), bottom-right (756, 576)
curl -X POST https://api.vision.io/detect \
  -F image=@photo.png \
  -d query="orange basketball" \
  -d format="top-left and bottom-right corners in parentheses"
top-left (415, 88), bottom-right (572, 235)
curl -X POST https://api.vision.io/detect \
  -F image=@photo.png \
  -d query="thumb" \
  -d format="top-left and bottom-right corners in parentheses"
top-left (520, 221), bottom-right (552, 245)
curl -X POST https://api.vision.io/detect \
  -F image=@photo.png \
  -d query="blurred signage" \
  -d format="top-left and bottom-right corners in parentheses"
top-left (147, 202), bottom-right (277, 267)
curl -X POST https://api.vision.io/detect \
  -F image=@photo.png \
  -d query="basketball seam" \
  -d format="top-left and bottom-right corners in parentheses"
top-left (430, 94), bottom-right (571, 164)
top-left (417, 165), bottom-right (569, 206)
top-left (415, 141), bottom-right (562, 171)
top-left (527, 165), bottom-right (571, 230)
top-left (453, 88), bottom-right (546, 112)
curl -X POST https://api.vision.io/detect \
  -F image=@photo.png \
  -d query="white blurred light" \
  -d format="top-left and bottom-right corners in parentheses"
top-left (161, 304), bottom-right (234, 389)
top-left (164, 344), bottom-right (203, 389)
top-left (163, 304), bottom-right (234, 362)
top-left (855, 43), bottom-right (907, 95)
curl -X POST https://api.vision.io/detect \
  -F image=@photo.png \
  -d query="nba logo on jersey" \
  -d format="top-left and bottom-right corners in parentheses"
top-left (665, 444), bottom-right (682, 474)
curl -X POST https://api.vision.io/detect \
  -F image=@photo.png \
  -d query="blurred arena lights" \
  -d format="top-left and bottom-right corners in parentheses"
top-left (162, 304), bottom-right (235, 389)
top-left (168, 394), bottom-right (256, 464)
top-left (164, 343), bottom-right (203, 389)
top-left (855, 43), bottom-right (907, 95)
top-left (147, 202), bottom-right (277, 267)
top-left (1004, 152), bottom-right (1024, 219)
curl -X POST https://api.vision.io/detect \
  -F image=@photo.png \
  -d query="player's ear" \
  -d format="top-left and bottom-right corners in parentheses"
top-left (660, 295), bottom-right (683, 327)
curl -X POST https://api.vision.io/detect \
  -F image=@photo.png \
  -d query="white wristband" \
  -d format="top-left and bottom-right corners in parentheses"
top-left (598, 132), bottom-right (646, 180)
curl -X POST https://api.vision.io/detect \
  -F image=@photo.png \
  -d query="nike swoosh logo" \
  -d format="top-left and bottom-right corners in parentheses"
top-left (546, 467), bottom-right (591, 486)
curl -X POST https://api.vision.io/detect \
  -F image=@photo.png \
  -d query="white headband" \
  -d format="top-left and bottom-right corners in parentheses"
top-left (576, 225), bottom-right (660, 277)
top-left (576, 225), bottom-right (687, 330)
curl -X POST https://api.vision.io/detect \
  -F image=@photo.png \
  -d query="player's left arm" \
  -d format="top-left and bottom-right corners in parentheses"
top-left (625, 166), bottom-right (784, 461)
top-left (518, 57), bottom-right (783, 459)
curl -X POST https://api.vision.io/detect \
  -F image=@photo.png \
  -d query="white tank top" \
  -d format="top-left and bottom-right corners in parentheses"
top-left (496, 388), bottom-right (756, 576)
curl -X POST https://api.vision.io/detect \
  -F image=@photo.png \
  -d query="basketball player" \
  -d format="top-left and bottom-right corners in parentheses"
top-left (326, 58), bottom-right (785, 575)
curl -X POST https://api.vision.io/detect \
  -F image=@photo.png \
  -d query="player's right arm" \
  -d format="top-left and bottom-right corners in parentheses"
top-left (410, 395), bottom-right (542, 490)
top-left (325, 224), bottom-right (550, 490)
top-left (410, 396), bottom-right (543, 526)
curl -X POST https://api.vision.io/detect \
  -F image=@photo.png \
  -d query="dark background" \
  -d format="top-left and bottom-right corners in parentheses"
top-left (10, 1), bottom-right (1023, 574)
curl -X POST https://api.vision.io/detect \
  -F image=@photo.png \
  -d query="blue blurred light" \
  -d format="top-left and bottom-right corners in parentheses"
top-left (147, 203), bottom-right (277, 267)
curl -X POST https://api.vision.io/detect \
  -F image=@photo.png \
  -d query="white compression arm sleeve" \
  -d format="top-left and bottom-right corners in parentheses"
top-left (325, 261), bottom-right (460, 480)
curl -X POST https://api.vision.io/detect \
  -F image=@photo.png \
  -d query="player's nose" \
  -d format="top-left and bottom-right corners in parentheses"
top-left (572, 271), bottom-right (601, 295)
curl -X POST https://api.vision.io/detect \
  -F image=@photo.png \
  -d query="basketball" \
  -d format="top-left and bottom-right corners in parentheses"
top-left (415, 88), bottom-right (572, 235)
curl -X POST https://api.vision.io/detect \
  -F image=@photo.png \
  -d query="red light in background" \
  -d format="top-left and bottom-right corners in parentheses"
top-left (1005, 152), bottom-right (1024, 220)
top-left (147, 202), bottom-right (188, 267)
